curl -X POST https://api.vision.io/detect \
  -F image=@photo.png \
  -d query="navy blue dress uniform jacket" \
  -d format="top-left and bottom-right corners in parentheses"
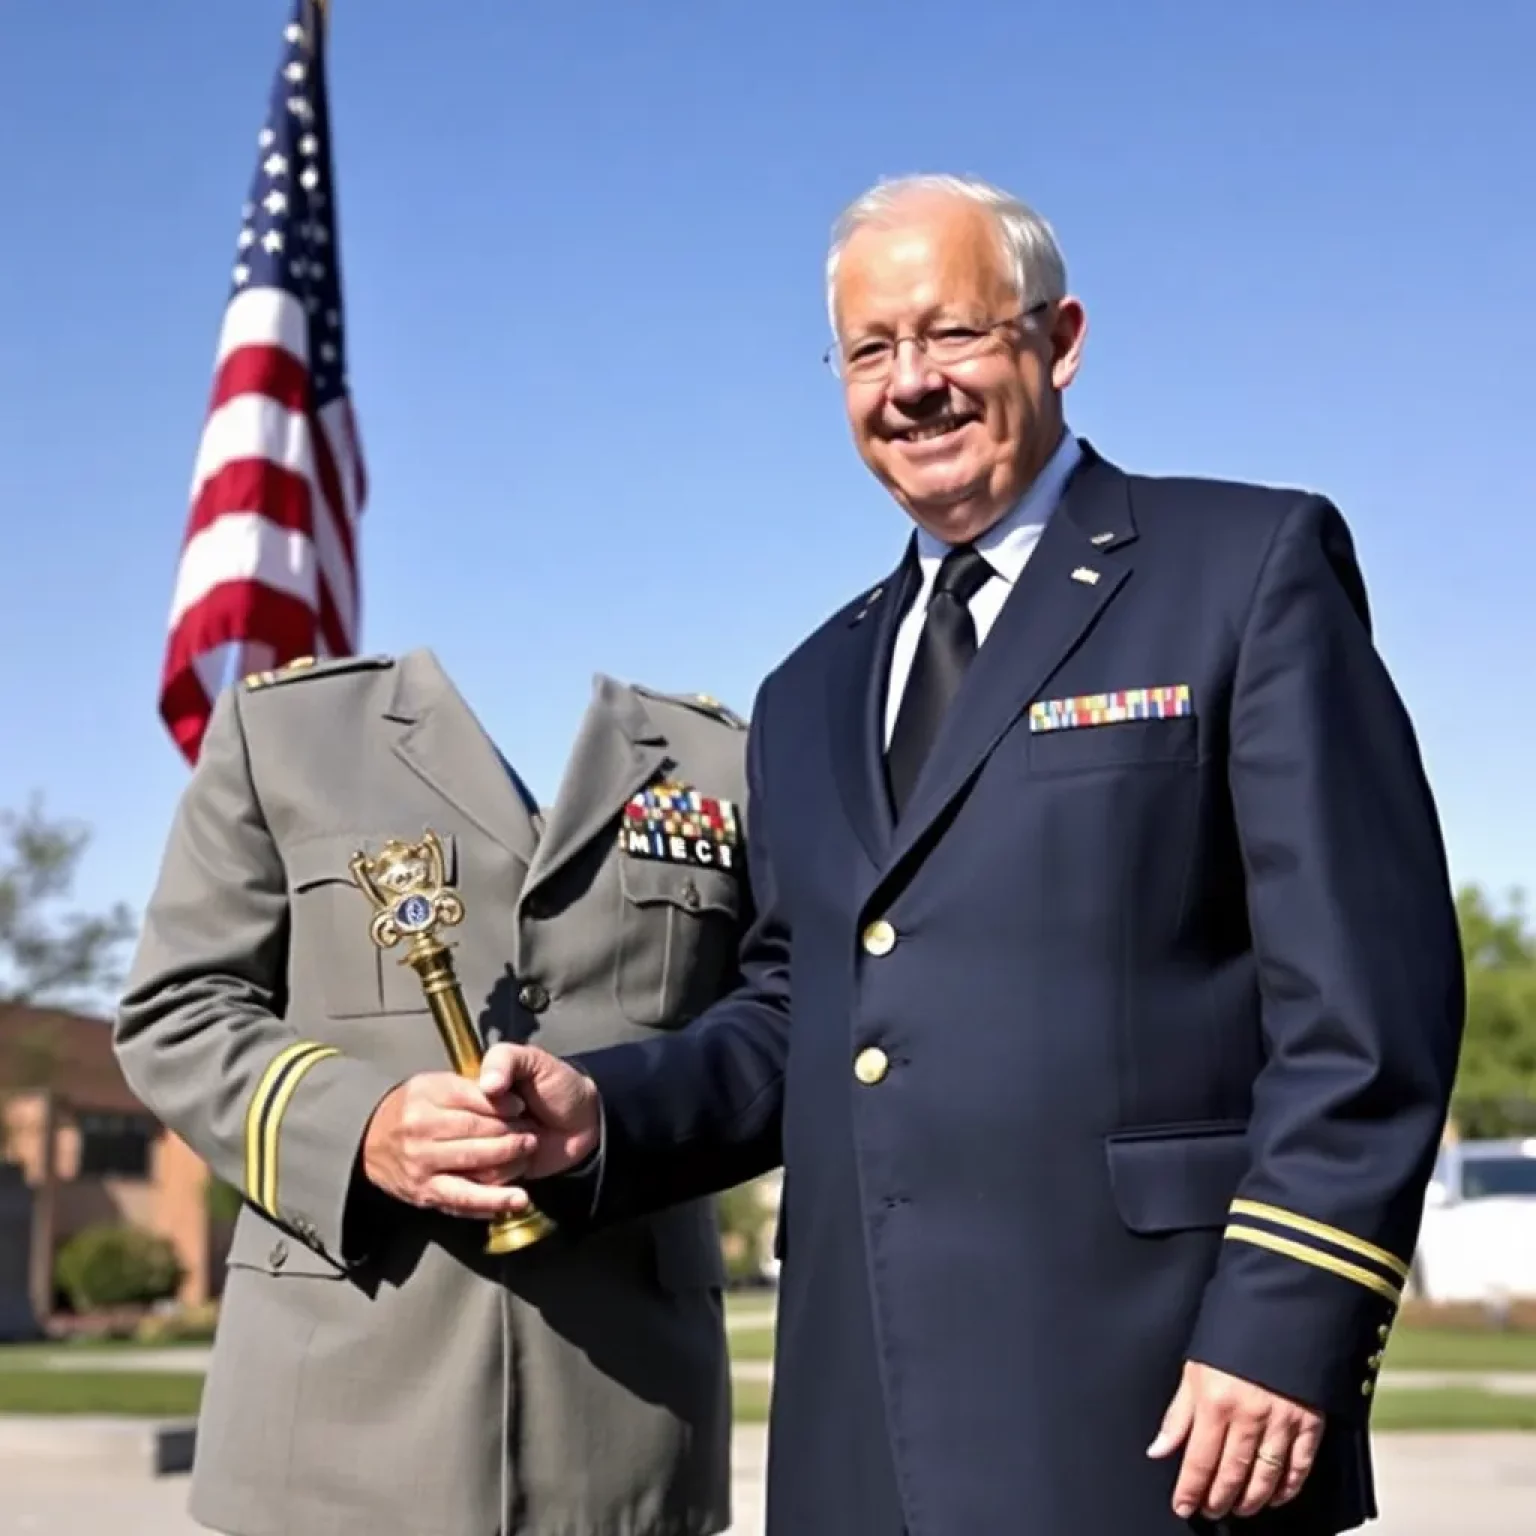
top-left (548, 443), bottom-right (1465, 1536)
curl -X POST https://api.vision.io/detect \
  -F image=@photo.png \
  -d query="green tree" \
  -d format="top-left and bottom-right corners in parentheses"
top-left (1451, 885), bottom-right (1536, 1137)
top-left (0, 797), bottom-right (135, 1008)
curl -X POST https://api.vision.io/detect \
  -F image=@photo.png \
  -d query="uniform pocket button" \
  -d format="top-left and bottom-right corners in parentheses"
top-left (518, 982), bottom-right (550, 1013)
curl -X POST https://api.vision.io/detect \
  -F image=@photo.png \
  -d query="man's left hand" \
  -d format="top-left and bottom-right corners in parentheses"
top-left (1147, 1360), bottom-right (1323, 1521)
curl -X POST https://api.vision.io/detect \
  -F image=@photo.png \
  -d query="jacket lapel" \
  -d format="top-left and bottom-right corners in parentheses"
top-left (382, 650), bottom-right (539, 869)
top-left (884, 449), bottom-right (1139, 874)
top-left (826, 548), bottom-right (918, 868)
top-left (518, 675), bottom-right (670, 911)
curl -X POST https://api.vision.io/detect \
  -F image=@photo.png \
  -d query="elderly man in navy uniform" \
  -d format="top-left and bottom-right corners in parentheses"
top-left (456, 175), bottom-right (1460, 1536)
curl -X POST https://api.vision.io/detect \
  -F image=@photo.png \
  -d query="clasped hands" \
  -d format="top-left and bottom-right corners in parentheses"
top-left (361, 1042), bottom-right (1322, 1522)
top-left (359, 1041), bottom-right (599, 1219)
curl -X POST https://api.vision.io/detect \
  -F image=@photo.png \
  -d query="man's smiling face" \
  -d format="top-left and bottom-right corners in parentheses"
top-left (831, 191), bottom-right (1085, 544)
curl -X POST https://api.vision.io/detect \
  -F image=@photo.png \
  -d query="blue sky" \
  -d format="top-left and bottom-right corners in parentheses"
top-left (1, 0), bottom-right (1532, 942)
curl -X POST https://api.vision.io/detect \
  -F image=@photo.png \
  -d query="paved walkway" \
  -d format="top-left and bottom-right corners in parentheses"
top-left (8, 1347), bottom-right (212, 1373)
top-left (1369, 1433), bottom-right (1536, 1534)
top-left (0, 1426), bottom-right (767, 1536)
top-left (1379, 1369), bottom-right (1536, 1394)
top-left (1, 1427), bottom-right (1533, 1535)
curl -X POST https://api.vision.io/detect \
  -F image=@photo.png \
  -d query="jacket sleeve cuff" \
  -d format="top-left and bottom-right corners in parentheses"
top-left (243, 1043), bottom-right (403, 1265)
top-left (522, 1100), bottom-right (607, 1229)
top-left (1185, 1199), bottom-right (1408, 1418)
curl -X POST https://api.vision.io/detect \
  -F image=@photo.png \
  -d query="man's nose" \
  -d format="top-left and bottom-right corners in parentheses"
top-left (887, 339), bottom-right (945, 402)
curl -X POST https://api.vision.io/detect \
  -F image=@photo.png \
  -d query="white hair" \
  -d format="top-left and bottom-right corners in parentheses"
top-left (824, 173), bottom-right (1068, 334)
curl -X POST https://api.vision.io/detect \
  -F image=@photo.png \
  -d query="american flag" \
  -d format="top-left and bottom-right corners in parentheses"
top-left (159, 0), bottom-right (366, 764)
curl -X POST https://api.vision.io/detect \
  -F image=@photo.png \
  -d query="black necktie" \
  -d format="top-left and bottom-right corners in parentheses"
top-left (886, 544), bottom-right (994, 816)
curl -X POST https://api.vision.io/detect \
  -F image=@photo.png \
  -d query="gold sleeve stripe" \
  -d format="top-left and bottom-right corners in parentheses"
top-left (244, 1042), bottom-right (339, 1216)
top-left (244, 1042), bottom-right (321, 1201)
top-left (1225, 1224), bottom-right (1403, 1306)
top-left (257, 1046), bottom-right (339, 1217)
top-left (1229, 1198), bottom-right (1411, 1282)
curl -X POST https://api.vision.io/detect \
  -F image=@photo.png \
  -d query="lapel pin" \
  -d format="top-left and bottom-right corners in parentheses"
top-left (1070, 567), bottom-right (1101, 586)
top-left (851, 584), bottom-right (885, 624)
top-left (1089, 532), bottom-right (1114, 547)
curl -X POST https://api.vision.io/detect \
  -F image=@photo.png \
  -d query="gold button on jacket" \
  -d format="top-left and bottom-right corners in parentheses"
top-left (861, 919), bottom-right (896, 956)
top-left (854, 1046), bottom-right (889, 1084)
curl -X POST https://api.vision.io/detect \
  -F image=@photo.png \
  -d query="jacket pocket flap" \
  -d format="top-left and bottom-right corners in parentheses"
top-left (618, 856), bottom-right (739, 916)
top-left (285, 832), bottom-right (457, 893)
top-left (225, 1206), bottom-right (348, 1278)
top-left (1027, 715), bottom-right (1199, 775)
top-left (1105, 1123), bottom-right (1250, 1234)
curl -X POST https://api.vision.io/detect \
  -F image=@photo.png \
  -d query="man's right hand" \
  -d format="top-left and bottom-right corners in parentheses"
top-left (361, 1071), bottom-right (538, 1218)
top-left (478, 1042), bottom-right (602, 1177)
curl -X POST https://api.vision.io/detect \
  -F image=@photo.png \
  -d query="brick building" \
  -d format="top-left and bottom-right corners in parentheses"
top-left (0, 1003), bottom-right (219, 1323)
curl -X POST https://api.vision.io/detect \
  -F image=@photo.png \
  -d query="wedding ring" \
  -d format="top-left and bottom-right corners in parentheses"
top-left (1256, 1449), bottom-right (1286, 1469)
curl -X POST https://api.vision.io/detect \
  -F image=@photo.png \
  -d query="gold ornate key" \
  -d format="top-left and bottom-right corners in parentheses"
top-left (348, 830), bottom-right (555, 1254)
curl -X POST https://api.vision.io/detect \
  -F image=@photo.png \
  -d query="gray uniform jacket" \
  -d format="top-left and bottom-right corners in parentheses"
top-left (114, 649), bottom-right (752, 1536)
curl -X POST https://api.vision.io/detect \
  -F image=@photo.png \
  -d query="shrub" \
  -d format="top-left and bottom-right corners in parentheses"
top-left (715, 1182), bottom-right (772, 1287)
top-left (134, 1299), bottom-right (220, 1344)
top-left (204, 1176), bottom-right (243, 1225)
top-left (55, 1224), bottom-right (184, 1313)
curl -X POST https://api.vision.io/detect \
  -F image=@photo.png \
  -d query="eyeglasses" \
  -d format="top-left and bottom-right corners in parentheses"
top-left (824, 301), bottom-right (1049, 382)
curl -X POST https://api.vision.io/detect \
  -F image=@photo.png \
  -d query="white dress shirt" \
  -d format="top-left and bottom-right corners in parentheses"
top-left (883, 430), bottom-right (1083, 745)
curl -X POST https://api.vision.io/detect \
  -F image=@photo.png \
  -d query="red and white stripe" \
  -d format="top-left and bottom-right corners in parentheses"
top-left (159, 287), bottom-right (366, 762)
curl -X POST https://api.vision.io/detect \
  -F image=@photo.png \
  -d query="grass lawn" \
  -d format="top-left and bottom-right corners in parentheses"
top-left (1371, 1387), bottom-right (1536, 1432)
top-left (0, 1339), bottom-right (206, 1368)
top-left (6, 1297), bottom-right (1536, 1436)
top-left (1384, 1328), bottom-right (1536, 1373)
top-left (725, 1292), bottom-right (776, 1323)
top-left (727, 1315), bottom-right (1536, 1375)
top-left (1, 1368), bottom-right (1534, 1437)
top-left (726, 1381), bottom-right (1536, 1432)
top-left (729, 1325), bottom-right (776, 1363)
top-left (0, 1371), bottom-right (205, 1417)
top-left (732, 1376), bottom-right (772, 1423)
top-left (0, 1366), bottom-right (762, 1428)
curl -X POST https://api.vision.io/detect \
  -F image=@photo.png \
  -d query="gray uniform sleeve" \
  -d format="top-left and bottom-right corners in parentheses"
top-left (114, 685), bottom-right (401, 1264)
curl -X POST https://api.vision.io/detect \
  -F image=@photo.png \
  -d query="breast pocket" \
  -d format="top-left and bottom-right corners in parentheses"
top-left (1026, 715), bottom-right (1199, 776)
top-left (614, 856), bottom-right (743, 1027)
top-left (285, 832), bottom-right (455, 1018)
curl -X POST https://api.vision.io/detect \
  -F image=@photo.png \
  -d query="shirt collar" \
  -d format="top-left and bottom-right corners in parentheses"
top-left (912, 428), bottom-right (1082, 588)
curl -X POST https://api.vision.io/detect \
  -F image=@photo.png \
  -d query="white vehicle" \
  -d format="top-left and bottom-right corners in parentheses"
top-left (1410, 1137), bottom-right (1536, 1303)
